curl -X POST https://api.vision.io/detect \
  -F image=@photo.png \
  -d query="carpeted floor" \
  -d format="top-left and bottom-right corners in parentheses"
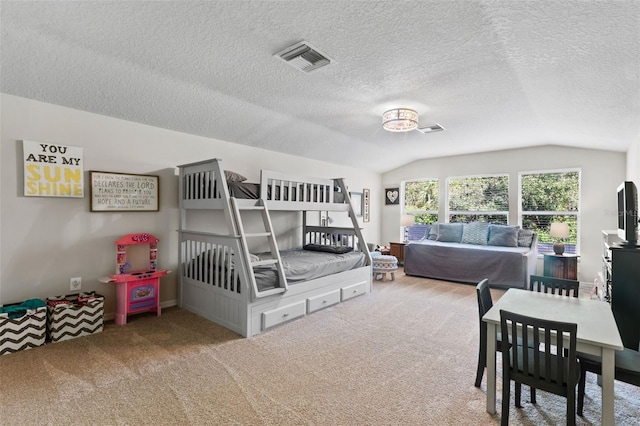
top-left (1, 270), bottom-right (638, 425)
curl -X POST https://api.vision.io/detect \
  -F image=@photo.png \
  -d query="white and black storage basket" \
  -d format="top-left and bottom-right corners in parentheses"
top-left (47, 292), bottom-right (104, 343)
top-left (0, 300), bottom-right (47, 355)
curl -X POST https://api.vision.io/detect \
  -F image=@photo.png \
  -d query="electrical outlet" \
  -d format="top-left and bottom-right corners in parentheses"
top-left (70, 277), bottom-right (82, 291)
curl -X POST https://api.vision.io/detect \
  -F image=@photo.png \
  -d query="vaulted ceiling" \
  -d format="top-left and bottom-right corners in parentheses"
top-left (2, 1), bottom-right (639, 172)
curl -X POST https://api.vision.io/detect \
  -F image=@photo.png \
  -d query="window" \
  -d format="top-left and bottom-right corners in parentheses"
top-left (519, 169), bottom-right (580, 254)
top-left (402, 179), bottom-right (438, 224)
top-left (447, 175), bottom-right (509, 224)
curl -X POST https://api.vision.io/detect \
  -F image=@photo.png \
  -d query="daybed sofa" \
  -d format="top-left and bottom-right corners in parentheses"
top-left (403, 222), bottom-right (538, 289)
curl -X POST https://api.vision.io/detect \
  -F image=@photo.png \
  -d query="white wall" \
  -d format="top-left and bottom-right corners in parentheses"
top-left (0, 94), bottom-right (381, 313)
top-left (382, 146), bottom-right (627, 283)
top-left (627, 138), bottom-right (639, 183)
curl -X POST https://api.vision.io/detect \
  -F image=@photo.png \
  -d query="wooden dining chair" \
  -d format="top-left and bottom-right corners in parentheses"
top-left (530, 275), bottom-right (580, 298)
top-left (500, 309), bottom-right (580, 426)
top-left (474, 279), bottom-right (536, 394)
top-left (527, 274), bottom-right (580, 404)
top-left (577, 342), bottom-right (640, 416)
top-left (475, 279), bottom-right (496, 387)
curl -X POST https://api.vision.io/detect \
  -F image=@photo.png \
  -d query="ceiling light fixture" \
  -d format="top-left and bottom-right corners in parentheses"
top-left (382, 108), bottom-right (418, 132)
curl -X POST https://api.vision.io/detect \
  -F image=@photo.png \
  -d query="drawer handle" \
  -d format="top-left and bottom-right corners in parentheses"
top-left (283, 313), bottom-right (289, 317)
top-left (322, 300), bottom-right (327, 304)
top-left (353, 290), bottom-right (358, 293)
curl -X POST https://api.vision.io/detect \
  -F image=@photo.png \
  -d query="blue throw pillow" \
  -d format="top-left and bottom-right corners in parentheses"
top-left (461, 222), bottom-right (489, 245)
top-left (407, 224), bottom-right (430, 241)
top-left (487, 225), bottom-right (519, 247)
top-left (436, 223), bottom-right (464, 243)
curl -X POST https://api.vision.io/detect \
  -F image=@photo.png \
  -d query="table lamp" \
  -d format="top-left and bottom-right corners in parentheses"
top-left (401, 214), bottom-right (415, 242)
top-left (549, 222), bottom-right (570, 255)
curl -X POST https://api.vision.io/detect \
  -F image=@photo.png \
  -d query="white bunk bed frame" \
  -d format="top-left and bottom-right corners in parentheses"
top-left (177, 158), bottom-right (372, 337)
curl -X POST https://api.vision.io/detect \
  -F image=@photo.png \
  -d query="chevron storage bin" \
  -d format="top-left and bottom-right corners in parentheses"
top-left (47, 292), bottom-right (104, 343)
top-left (0, 301), bottom-right (47, 356)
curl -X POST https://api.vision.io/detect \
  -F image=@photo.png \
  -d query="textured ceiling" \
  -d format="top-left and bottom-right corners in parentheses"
top-left (1, 1), bottom-right (639, 172)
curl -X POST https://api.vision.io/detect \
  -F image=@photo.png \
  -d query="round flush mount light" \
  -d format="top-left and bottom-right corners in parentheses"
top-left (382, 108), bottom-right (418, 132)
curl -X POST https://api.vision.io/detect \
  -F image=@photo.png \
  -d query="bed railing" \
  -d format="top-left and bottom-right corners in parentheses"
top-left (304, 226), bottom-right (363, 250)
top-left (178, 159), bottom-right (229, 210)
top-left (179, 231), bottom-right (249, 299)
top-left (178, 160), bottom-right (351, 212)
top-left (260, 170), bottom-right (349, 211)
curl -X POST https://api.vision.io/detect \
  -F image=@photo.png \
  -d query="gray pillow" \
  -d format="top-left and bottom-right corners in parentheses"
top-left (461, 222), bottom-right (489, 245)
top-left (436, 223), bottom-right (464, 243)
top-left (517, 229), bottom-right (535, 247)
top-left (303, 244), bottom-right (353, 254)
top-left (428, 223), bottom-right (439, 240)
top-left (487, 225), bottom-right (519, 247)
top-left (224, 170), bottom-right (247, 182)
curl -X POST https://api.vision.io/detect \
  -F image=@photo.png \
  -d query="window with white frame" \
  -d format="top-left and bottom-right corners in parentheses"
top-left (402, 179), bottom-right (439, 224)
top-left (519, 169), bottom-right (580, 255)
top-left (447, 175), bottom-right (509, 224)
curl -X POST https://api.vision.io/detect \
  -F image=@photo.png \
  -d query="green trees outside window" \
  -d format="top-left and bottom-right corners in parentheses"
top-left (403, 179), bottom-right (438, 224)
top-left (448, 175), bottom-right (509, 224)
top-left (520, 171), bottom-right (580, 254)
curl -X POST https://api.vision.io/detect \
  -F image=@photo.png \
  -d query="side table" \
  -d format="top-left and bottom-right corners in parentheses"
top-left (390, 242), bottom-right (406, 265)
top-left (543, 253), bottom-right (579, 280)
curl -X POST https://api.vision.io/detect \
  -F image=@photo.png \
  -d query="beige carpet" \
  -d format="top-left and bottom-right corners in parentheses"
top-left (1, 271), bottom-right (638, 425)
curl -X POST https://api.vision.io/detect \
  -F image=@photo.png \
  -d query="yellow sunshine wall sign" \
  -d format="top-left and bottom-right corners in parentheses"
top-left (23, 141), bottom-right (84, 198)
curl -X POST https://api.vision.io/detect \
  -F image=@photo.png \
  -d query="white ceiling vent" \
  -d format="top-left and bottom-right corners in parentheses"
top-left (275, 41), bottom-right (332, 73)
top-left (416, 123), bottom-right (445, 134)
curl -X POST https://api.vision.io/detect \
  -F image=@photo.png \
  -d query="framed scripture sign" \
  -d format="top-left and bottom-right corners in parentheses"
top-left (90, 171), bottom-right (159, 212)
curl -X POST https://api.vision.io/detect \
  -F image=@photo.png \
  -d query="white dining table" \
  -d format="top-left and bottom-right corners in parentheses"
top-left (483, 288), bottom-right (624, 426)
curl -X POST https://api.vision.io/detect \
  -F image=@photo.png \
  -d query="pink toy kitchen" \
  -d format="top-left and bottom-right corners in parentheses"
top-left (100, 233), bottom-right (169, 325)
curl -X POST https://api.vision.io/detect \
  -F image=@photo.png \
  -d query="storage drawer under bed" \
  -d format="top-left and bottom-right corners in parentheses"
top-left (341, 281), bottom-right (368, 301)
top-left (307, 290), bottom-right (341, 313)
top-left (262, 301), bottom-right (306, 330)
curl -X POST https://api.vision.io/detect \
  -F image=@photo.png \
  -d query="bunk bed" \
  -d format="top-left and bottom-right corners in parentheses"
top-left (177, 158), bottom-right (372, 337)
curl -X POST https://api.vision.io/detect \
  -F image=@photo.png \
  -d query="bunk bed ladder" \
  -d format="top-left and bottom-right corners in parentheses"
top-left (230, 198), bottom-right (289, 299)
top-left (335, 178), bottom-right (370, 258)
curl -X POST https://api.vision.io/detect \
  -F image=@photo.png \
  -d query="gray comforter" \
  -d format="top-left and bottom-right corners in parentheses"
top-left (404, 239), bottom-right (537, 289)
top-left (189, 248), bottom-right (367, 292)
top-left (254, 249), bottom-right (367, 291)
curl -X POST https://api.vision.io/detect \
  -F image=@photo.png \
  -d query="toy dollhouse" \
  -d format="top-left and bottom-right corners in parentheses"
top-left (99, 233), bottom-right (168, 325)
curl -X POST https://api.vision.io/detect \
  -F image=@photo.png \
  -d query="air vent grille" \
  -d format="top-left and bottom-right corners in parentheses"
top-left (416, 123), bottom-right (445, 134)
top-left (275, 41), bottom-right (332, 73)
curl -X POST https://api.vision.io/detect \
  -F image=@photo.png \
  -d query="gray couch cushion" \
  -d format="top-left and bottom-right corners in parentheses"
top-left (428, 223), bottom-right (439, 240)
top-left (461, 222), bottom-right (489, 245)
top-left (517, 228), bottom-right (535, 248)
top-left (436, 223), bottom-right (464, 243)
top-left (488, 225), bottom-right (519, 247)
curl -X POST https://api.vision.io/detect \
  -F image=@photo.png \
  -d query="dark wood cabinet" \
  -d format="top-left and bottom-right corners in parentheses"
top-left (389, 242), bottom-right (406, 265)
top-left (610, 245), bottom-right (640, 349)
top-left (543, 254), bottom-right (579, 280)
